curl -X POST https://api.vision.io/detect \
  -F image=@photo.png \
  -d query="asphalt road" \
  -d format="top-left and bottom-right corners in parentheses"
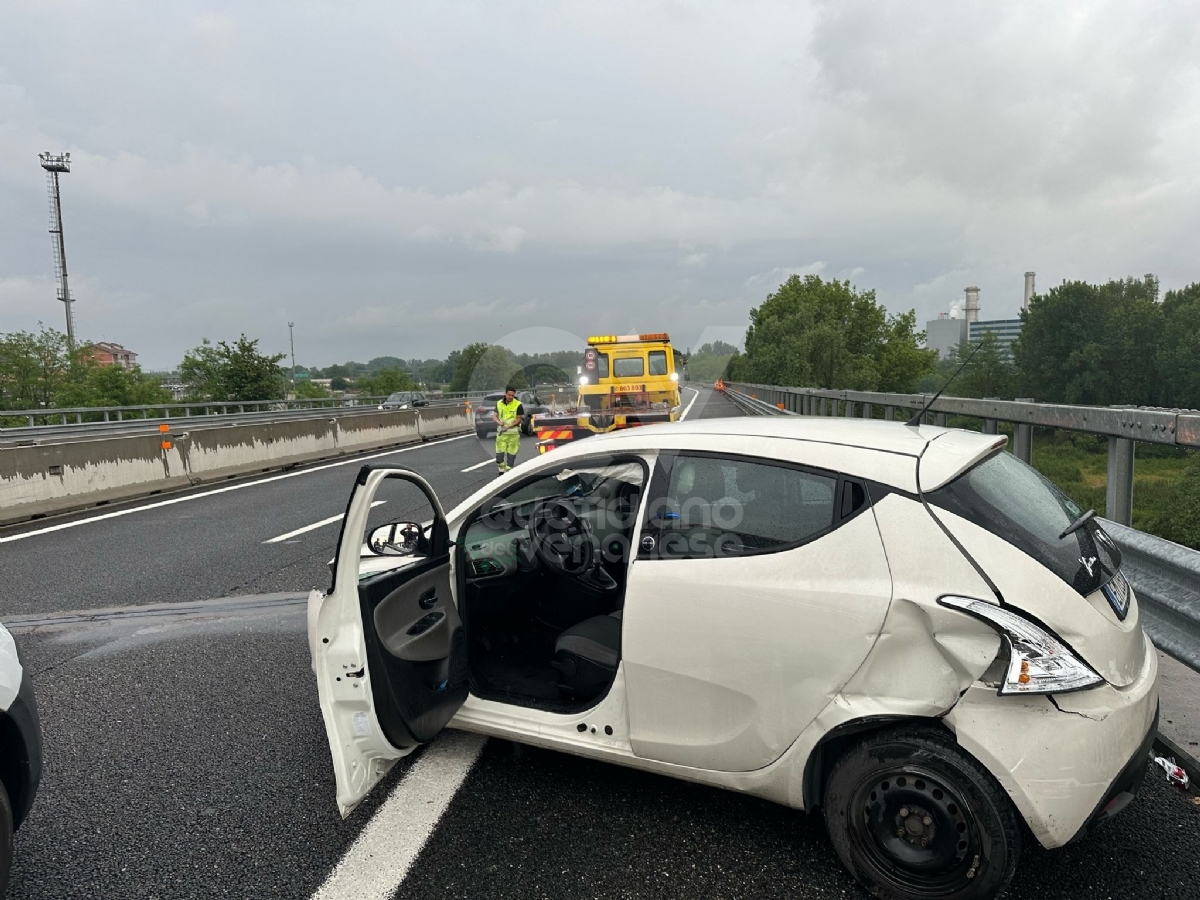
top-left (3, 385), bottom-right (1199, 900)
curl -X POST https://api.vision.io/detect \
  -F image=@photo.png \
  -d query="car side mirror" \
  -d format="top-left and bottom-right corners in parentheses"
top-left (367, 522), bottom-right (426, 556)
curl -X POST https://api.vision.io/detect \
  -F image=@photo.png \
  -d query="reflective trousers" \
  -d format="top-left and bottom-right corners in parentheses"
top-left (495, 427), bottom-right (520, 472)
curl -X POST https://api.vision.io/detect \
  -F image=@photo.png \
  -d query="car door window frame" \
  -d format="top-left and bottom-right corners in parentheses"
top-left (638, 449), bottom-right (869, 560)
top-left (330, 465), bottom-right (450, 591)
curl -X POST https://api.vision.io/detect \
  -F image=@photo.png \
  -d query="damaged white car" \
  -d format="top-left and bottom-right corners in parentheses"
top-left (308, 417), bottom-right (1158, 900)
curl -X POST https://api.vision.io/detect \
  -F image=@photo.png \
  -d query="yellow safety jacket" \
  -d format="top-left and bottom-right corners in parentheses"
top-left (496, 397), bottom-right (523, 430)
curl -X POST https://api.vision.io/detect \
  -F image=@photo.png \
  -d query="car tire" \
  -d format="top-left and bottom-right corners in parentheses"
top-left (0, 779), bottom-right (13, 897)
top-left (476, 427), bottom-right (491, 439)
top-left (823, 725), bottom-right (1020, 900)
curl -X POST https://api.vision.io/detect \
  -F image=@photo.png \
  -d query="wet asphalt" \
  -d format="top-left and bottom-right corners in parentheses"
top-left (3, 386), bottom-right (1199, 899)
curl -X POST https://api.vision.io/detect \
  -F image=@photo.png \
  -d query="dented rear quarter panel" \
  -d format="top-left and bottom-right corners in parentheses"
top-left (944, 633), bottom-right (1158, 848)
top-left (927, 507), bottom-right (1148, 687)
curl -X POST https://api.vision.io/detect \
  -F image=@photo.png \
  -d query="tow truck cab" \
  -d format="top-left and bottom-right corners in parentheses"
top-left (535, 333), bottom-right (683, 452)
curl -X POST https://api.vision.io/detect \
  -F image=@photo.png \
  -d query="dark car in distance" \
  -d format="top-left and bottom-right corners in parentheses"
top-left (378, 391), bottom-right (428, 411)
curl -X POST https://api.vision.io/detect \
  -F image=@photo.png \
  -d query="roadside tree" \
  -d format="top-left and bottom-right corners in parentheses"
top-left (179, 336), bottom-right (287, 402)
top-left (1156, 282), bottom-right (1200, 409)
top-left (1013, 278), bottom-right (1162, 405)
top-left (0, 326), bottom-right (71, 410)
top-left (733, 274), bottom-right (935, 391)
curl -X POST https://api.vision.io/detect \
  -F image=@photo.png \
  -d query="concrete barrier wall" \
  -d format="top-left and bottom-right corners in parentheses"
top-left (0, 407), bottom-right (472, 525)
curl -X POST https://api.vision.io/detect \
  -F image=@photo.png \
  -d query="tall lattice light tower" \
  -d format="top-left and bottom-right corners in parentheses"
top-left (39, 151), bottom-right (76, 350)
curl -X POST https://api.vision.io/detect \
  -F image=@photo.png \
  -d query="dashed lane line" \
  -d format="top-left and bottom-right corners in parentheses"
top-left (263, 500), bottom-right (386, 544)
top-left (311, 730), bottom-right (487, 900)
top-left (0, 434), bottom-right (472, 546)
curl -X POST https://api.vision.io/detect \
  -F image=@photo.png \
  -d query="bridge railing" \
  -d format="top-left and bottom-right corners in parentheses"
top-left (720, 381), bottom-right (1200, 671)
top-left (722, 381), bottom-right (1200, 527)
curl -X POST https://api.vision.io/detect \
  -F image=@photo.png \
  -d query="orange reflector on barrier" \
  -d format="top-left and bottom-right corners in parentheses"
top-left (159, 423), bottom-right (170, 433)
top-left (160, 440), bottom-right (172, 450)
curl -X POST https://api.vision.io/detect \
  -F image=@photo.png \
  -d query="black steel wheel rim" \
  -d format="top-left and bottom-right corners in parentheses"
top-left (848, 765), bottom-right (985, 896)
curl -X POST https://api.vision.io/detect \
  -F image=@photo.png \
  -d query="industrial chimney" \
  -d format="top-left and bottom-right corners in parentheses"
top-left (1023, 272), bottom-right (1035, 311)
top-left (964, 286), bottom-right (980, 323)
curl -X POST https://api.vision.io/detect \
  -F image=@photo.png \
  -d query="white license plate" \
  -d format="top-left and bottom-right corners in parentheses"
top-left (1102, 570), bottom-right (1131, 619)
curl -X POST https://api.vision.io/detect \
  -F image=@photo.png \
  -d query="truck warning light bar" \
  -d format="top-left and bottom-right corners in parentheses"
top-left (587, 333), bottom-right (670, 344)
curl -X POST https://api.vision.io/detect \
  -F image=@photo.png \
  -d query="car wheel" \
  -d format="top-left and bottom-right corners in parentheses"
top-left (823, 726), bottom-right (1020, 900)
top-left (0, 779), bottom-right (13, 897)
top-left (476, 427), bottom-right (490, 439)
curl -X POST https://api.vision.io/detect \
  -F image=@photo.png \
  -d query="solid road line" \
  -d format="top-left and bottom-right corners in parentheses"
top-left (263, 500), bottom-right (386, 544)
top-left (0, 434), bottom-right (472, 546)
top-left (679, 386), bottom-right (700, 421)
top-left (311, 730), bottom-right (487, 900)
top-left (461, 458), bottom-right (495, 472)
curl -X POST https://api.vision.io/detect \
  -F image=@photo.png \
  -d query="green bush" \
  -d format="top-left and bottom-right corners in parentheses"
top-left (1143, 459), bottom-right (1200, 550)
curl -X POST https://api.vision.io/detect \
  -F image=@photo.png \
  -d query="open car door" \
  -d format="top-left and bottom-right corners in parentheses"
top-left (308, 466), bottom-right (468, 817)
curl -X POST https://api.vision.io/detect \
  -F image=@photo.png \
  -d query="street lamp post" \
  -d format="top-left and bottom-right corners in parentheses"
top-left (288, 322), bottom-right (296, 395)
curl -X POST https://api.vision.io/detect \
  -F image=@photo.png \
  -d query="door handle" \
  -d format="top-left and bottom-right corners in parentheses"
top-left (418, 587), bottom-right (438, 609)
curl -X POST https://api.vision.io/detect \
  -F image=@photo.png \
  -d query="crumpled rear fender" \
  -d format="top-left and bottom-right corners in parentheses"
top-left (944, 634), bottom-right (1159, 849)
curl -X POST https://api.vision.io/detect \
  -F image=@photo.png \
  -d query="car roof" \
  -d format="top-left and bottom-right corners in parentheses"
top-left (547, 416), bottom-right (1007, 491)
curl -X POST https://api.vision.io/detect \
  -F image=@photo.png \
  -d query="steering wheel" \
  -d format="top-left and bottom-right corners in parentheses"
top-left (529, 499), bottom-right (596, 577)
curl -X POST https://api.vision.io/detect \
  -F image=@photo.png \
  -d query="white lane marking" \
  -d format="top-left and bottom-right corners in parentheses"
top-left (0, 434), bottom-right (472, 545)
top-left (312, 730), bottom-right (487, 900)
top-left (679, 386), bottom-right (700, 421)
top-left (460, 458), bottom-right (494, 472)
top-left (263, 500), bottom-right (385, 544)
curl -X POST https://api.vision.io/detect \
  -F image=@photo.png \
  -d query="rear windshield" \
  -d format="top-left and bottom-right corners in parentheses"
top-left (925, 450), bottom-right (1121, 596)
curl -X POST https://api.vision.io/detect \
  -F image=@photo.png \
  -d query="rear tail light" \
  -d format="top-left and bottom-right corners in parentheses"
top-left (939, 596), bottom-right (1103, 694)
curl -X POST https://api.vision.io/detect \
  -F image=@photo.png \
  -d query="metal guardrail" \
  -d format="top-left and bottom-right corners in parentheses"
top-left (723, 381), bottom-right (1200, 528)
top-left (0, 397), bottom-right (477, 445)
top-left (0, 385), bottom-right (580, 445)
top-left (719, 382), bottom-right (1200, 672)
top-left (1101, 520), bottom-right (1200, 671)
top-left (0, 392), bottom-right (487, 428)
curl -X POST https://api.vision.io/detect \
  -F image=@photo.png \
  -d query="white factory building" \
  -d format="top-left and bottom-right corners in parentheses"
top-left (924, 272), bottom-right (1034, 362)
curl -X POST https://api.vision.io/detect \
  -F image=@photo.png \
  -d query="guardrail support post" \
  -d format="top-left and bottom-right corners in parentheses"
top-left (934, 412), bottom-right (947, 427)
top-left (862, 402), bottom-right (873, 419)
top-left (883, 406), bottom-right (893, 421)
top-left (1106, 437), bottom-right (1135, 526)
top-left (819, 398), bottom-right (827, 416)
top-left (982, 418), bottom-right (997, 435)
top-left (844, 401), bottom-right (855, 418)
top-left (1014, 423), bottom-right (1032, 463)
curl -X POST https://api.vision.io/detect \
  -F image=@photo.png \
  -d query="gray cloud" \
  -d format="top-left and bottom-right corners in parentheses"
top-left (1, 0), bottom-right (1197, 368)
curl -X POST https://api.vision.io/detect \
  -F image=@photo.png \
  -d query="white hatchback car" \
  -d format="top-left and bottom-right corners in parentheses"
top-left (309, 417), bottom-right (1159, 900)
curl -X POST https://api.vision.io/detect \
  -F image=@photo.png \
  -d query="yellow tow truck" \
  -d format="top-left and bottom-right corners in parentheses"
top-left (534, 333), bottom-right (683, 453)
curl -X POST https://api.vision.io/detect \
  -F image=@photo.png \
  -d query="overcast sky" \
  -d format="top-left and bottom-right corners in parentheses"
top-left (2, 1), bottom-right (1198, 370)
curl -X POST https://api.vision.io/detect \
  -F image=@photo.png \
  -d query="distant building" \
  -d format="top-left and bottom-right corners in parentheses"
top-left (969, 319), bottom-right (1024, 362)
top-left (925, 314), bottom-right (967, 361)
top-left (145, 371), bottom-right (186, 400)
top-left (924, 274), bottom-right (1032, 362)
top-left (85, 341), bottom-right (138, 370)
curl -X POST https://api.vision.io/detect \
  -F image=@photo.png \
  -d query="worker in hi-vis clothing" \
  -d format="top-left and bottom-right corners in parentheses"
top-left (493, 386), bottom-right (525, 474)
